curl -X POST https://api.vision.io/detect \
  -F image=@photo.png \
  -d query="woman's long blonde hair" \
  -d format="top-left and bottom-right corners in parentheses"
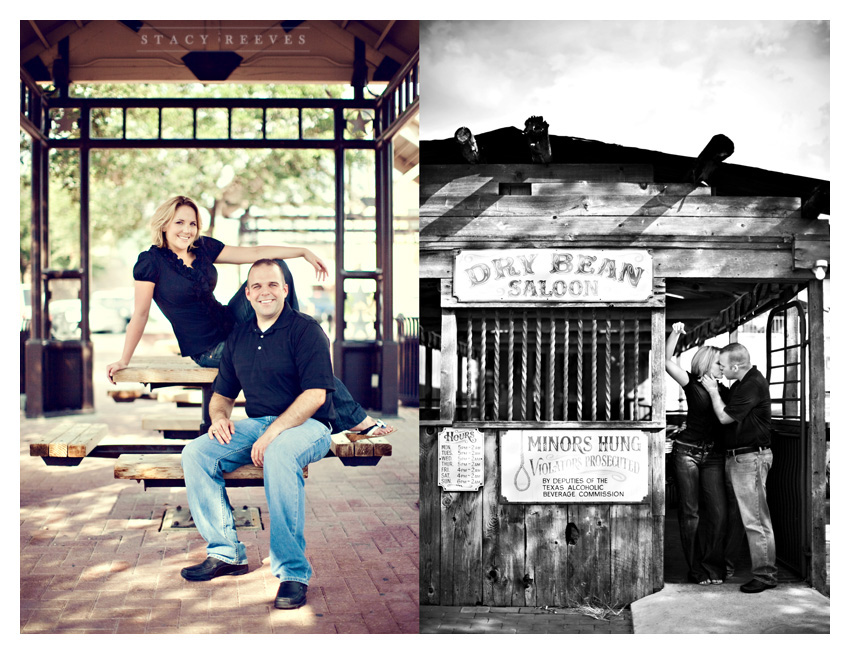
top-left (150, 196), bottom-right (202, 249)
top-left (690, 345), bottom-right (720, 378)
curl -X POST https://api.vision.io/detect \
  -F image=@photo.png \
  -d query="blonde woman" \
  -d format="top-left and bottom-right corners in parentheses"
top-left (665, 322), bottom-right (730, 585)
top-left (107, 195), bottom-right (394, 438)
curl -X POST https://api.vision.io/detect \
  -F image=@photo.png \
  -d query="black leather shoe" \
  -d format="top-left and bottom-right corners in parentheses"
top-left (181, 557), bottom-right (249, 581)
top-left (274, 581), bottom-right (307, 609)
top-left (740, 578), bottom-right (777, 593)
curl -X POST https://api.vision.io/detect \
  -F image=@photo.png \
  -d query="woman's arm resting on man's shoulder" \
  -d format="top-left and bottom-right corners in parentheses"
top-left (215, 244), bottom-right (328, 280)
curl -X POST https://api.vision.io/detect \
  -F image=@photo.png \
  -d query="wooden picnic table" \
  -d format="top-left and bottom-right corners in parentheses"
top-left (91, 355), bottom-right (392, 487)
top-left (113, 356), bottom-right (217, 436)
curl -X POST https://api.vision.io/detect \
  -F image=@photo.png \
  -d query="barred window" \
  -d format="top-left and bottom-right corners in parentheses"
top-left (454, 307), bottom-right (652, 422)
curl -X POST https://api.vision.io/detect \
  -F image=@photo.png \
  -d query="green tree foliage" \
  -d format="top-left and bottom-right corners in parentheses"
top-left (20, 82), bottom-right (374, 279)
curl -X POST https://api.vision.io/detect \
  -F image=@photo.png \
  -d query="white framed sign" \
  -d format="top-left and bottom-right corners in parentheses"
top-left (453, 248), bottom-right (653, 302)
top-left (438, 427), bottom-right (485, 491)
top-left (500, 430), bottom-right (649, 503)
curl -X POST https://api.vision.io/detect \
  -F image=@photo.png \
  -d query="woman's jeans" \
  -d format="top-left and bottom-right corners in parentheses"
top-left (181, 416), bottom-right (332, 584)
top-left (191, 259), bottom-right (368, 433)
top-left (672, 444), bottom-right (727, 581)
top-left (726, 449), bottom-right (778, 584)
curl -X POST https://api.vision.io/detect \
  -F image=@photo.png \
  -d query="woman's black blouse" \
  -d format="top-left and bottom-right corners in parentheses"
top-left (133, 237), bottom-right (234, 357)
top-left (679, 372), bottom-right (730, 448)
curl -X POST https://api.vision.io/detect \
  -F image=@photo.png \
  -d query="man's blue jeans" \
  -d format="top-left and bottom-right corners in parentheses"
top-left (726, 449), bottom-right (777, 584)
top-left (672, 445), bottom-right (727, 582)
top-left (181, 416), bottom-right (331, 585)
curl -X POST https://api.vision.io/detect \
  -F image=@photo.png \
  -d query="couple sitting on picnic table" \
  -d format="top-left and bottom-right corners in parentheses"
top-left (106, 195), bottom-right (396, 609)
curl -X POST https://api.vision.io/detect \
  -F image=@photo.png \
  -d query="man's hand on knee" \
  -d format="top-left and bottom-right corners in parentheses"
top-left (209, 418), bottom-right (236, 445)
top-left (251, 432), bottom-right (276, 467)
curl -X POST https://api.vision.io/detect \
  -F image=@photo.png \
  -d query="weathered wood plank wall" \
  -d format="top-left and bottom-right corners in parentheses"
top-left (421, 426), bottom-right (665, 606)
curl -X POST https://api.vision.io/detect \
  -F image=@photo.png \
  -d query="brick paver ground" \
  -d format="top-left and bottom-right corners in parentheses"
top-left (20, 334), bottom-right (419, 634)
top-left (419, 606), bottom-right (633, 634)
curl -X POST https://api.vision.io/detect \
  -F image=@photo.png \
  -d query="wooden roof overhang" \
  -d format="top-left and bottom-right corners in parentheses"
top-left (420, 126), bottom-right (829, 349)
top-left (21, 20), bottom-right (419, 85)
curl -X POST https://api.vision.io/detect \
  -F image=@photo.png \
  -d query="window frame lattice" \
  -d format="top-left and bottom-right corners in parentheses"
top-left (454, 307), bottom-right (651, 423)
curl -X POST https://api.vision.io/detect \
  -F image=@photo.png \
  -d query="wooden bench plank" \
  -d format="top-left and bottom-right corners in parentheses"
top-left (30, 423), bottom-right (107, 458)
top-left (330, 433), bottom-right (354, 458)
top-left (369, 436), bottom-right (392, 457)
top-left (142, 416), bottom-right (202, 432)
top-left (111, 356), bottom-right (218, 384)
top-left (114, 454), bottom-right (308, 480)
top-left (29, 423), bottom-right (76, 457)
top-left (108, 389), bottom-right (146, 402)
top-left (48, 424), bottom-right (89, 457)
top-left (65, 424), bottom-right (108, 458)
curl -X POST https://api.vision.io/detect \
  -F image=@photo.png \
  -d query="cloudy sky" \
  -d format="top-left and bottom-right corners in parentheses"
top-left (421, 20), bottom-right (829, 180)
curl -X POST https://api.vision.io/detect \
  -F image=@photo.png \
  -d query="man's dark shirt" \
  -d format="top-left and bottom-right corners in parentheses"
top-left (213, 303), bottom-right (335, 423)
top-left (723, 366), bottom-right (772, 449)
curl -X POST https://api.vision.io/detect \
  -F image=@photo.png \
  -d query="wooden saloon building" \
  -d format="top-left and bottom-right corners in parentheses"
top-left (419, 119), bottom-right (829, 606)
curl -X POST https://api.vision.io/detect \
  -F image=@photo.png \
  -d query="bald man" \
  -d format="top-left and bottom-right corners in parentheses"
top-left (700, 342), bottom-right (777, 593)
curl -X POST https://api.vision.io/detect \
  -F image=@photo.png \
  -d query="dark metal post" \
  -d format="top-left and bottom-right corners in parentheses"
top-left (79, 105), bottom-right (94, 411)
top-left (333, 109), bottom-right (346, 376)
top-left (377, 131), bottom-right (398, 415)
top-left (25, 93), bottom-right (48, 417)
top-left (80, 108), bottom-right (91, 343)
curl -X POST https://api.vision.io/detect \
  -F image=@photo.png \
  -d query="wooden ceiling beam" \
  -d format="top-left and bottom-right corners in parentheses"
top-left (21, 20), bottom-right (89, 63)
top-left (331, 20), bottom-right (410, 64)
top-left (28, 20), bottom-right (50, 49)
top-left (375, 21), bottom-right (395, 50)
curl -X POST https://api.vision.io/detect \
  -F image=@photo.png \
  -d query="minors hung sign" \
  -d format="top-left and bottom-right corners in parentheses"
top-left (454, 248), bottom-right (653, 302)
top-left (500, 430), bottom-right (649, 503)
top-left (438, 427), bottom-right (485, 491)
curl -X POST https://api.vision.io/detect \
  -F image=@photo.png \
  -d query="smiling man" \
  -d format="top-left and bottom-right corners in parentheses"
top-left (180, 259), bottom-right (335, 610)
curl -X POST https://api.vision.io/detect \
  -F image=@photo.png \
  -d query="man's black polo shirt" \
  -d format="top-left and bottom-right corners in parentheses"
top-left (723, 366), bottom-right (772, 449)
top-left (213, 303), bottom-right (335, 422)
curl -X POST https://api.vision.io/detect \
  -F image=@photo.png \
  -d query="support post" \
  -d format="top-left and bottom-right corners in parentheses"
top-left (79, 107), bottom-right (93, 411)
top-left (440, 308), bottom-right (457, 422)
top-left (25, 94), bottom-right (49, 417)
top-left (378, 130), bottom-right (398, 415)
top-left (807, 279), bottom-right (828, 593)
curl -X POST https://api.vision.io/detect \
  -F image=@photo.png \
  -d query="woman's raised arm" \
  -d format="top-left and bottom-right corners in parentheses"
top-left (215, 245), bottom-right (328, 281)
top-left (664, 322), bottom-right (690, 388)
top-left (106, 280), bottom-right (155, 383)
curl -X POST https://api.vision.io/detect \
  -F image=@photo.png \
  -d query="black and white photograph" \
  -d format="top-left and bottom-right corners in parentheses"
top-left (418, 19), bottom-right (830, 634)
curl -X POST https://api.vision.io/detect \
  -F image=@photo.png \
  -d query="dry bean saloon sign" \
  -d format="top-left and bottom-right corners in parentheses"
top-left (453, 248), bottom-right (653, 302)
top-left (500, 430), bottom-right (649, 503)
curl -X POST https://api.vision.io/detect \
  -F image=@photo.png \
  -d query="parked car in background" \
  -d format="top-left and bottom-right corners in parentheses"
top-left (21, 284), bottom-right (31, 329)
top-left (48, 293), bottom-right (130, 338)
top-left (47, 288), bottom-right (172, 339)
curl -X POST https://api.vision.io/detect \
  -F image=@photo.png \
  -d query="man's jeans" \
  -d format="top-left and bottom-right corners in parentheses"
top-left (726, 449), bottom-right (777, 584)
top-left (672, 445), bottom-right (727, 581)
top-left (181, 416), bottom-right (332, 585)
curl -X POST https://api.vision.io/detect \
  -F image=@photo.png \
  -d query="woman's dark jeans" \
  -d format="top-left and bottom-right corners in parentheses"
top-left (673, 444), bottom-right (728, 582)
top-left (191, 259), bottom-right (368, 433)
